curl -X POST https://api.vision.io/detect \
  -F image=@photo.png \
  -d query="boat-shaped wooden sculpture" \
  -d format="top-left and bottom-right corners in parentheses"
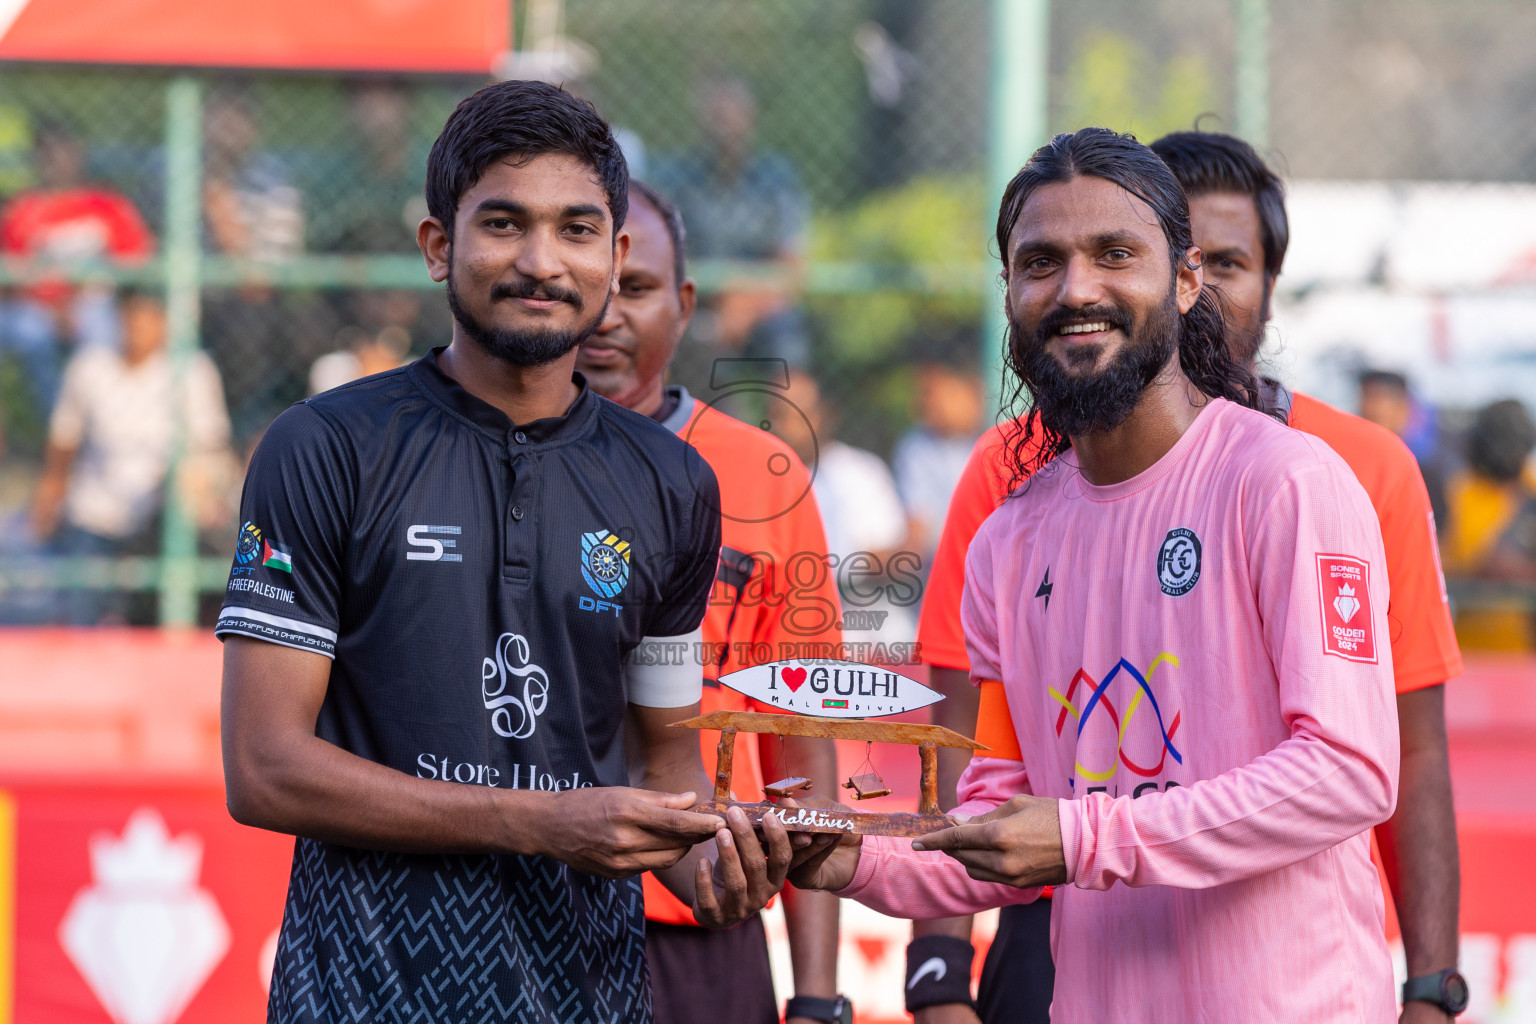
top-left (671, 709), bottom-right (988, 837)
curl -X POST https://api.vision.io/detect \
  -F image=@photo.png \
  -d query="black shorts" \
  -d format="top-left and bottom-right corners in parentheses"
top-left (977, 900), bottom-right (1055, 1024)
top-left (645, 915), bottom-right (778, 1024)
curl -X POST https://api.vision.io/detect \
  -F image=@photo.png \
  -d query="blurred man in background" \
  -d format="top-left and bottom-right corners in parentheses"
top-left (1443, 398), bottom-right (1536, 650)
top-left (578, 180), bottom-right (845, 1024)
top-left (307, 323), bottom-right (412, 396)
top-left (202, 88), bottom-right (302, 263)
top-left (651, 76), bottom-right (811, 371)
top-left (0, 121), bottom-right (154, 410)
top-left (32, 286), bottom-right (232, 623)
top-left (775, 369), bottom-right (907, 567)
top-left (774, 368), bottom-right (915, 646)
top-left (892, 363), bottom-right (984, 565)
top-left (1359, 368), bottom-right (1448, 529)
top-left (310, 80), bottom-right (428, 253)
top-left (907, 129), bottom-right (1466, 1024)
top-left (1359, 369), bottom-right (1414, 438)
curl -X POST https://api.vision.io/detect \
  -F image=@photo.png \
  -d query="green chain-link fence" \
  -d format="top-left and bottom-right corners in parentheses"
top-left (1, 0), bottom-right (1533, 630)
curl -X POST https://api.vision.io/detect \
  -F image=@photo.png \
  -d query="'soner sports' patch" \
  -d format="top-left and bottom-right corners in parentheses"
top-left (1317, 553), bottom-right (1377, 663)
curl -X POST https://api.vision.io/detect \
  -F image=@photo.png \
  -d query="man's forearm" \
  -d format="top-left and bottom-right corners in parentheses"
top-left (915, 667), bottom-right (979, 969)
top-left (638, 755), bottom-right (716, 906)
top-left (227, 729), bottom-right (538, 855)
top-left (1377, 686), bottom-right (1460, 977)
top-left (776, 733), bottom-right (841, 997)
top-left (782, 886), bottom-right (839, 997)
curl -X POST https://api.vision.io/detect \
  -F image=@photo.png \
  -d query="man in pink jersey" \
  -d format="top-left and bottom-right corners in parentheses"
top-left (907, 132), bottom-right (1466, 1024)
top-left (788, 127), bottom-right (1400, 1023)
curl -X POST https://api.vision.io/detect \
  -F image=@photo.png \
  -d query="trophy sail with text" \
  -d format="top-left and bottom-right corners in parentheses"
top-left (672, 659), bottom-right (987, 837)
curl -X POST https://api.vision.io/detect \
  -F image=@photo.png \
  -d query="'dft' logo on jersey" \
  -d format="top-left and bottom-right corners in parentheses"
top-left (1317, 554), bottom-right (1377, 663)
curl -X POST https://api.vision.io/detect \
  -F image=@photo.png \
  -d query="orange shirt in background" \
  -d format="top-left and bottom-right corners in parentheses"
top-left (643, 394), bottom-right (843, 926)
top-left (915, 423), bottom-right (1022, 673)
top-left (919, 392), bottom-right (1463, 693)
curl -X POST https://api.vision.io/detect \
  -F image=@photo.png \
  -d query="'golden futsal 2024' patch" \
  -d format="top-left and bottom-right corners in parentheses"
top-left (1317, 554), bottom-right (1377, 663)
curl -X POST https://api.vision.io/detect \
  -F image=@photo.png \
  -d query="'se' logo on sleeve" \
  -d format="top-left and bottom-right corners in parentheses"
top-left (1317, 554), bottom-right (1377, 663)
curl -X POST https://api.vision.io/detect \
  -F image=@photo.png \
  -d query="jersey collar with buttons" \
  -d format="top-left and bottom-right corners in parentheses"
top-left (412, 348), bottom-right (601, 585)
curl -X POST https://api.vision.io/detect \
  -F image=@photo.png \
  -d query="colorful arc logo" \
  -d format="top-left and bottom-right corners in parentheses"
top-left (1048, 653), bottom-right (1184, 782)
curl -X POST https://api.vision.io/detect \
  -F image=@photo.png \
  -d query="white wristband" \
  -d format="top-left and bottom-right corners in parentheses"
top-left (624, 628), bottom-right (705, 708)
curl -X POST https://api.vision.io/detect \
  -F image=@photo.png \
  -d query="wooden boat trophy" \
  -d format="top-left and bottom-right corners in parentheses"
top-left (672, 660), bottom-right (987, 837)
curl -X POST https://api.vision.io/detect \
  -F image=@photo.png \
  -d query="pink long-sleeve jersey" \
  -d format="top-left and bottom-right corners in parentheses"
top-left (841, 398), bottom-right (1401, 1023)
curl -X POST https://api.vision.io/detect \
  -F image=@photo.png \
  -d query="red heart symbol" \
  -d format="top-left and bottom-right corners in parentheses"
top-left (782, 667), bottom-right (808, 692)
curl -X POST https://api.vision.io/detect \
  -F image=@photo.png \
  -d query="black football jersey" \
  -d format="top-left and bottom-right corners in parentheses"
top-left (217, 350), bottom-right (721, 1024)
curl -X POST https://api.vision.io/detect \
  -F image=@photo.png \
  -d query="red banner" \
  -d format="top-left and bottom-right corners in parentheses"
top-left (0, 781), bottom-right (292, 1024)
top-left (0, 0), bottom-right (508, 73)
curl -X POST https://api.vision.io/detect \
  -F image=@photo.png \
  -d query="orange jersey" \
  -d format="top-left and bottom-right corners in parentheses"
top-left (919, 394), bottom-right (1462, 694)
top-left (643, 392), bottom-right (843, 925)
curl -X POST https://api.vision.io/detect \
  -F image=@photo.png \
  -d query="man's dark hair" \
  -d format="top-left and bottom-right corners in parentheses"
top-left (1359, 369), bottom-right (1409, 396)
top-left (1468, 399), bottom-right (1536, 483)
top-left (426, 80), bottom-right (628, 241)
top-left (1150, 130), bottom-right (1289, 282)
top-left (995, 127), bottom-right (1266, 487)
top-left (117, 284), bottom-right (160, 307)
top-left (629, 179), bottom-right (688, 290)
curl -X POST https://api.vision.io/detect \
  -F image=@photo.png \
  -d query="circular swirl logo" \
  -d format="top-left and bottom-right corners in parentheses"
top-left (481, 632), bottom-right (551, 740)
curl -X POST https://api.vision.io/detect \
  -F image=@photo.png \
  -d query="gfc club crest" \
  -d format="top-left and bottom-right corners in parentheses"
top-left (1157, 527), bottom-right (1202, 597)
top-left (580, 529), bottom-right (632, 599)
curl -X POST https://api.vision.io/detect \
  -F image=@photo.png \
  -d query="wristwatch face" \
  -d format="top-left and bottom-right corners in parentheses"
top-left (1443, 972), bottom-right (1470, 1014)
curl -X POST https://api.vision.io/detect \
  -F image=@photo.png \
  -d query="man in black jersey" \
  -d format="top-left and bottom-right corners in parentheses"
top-left (218, 80), bottom-right (791, 1024)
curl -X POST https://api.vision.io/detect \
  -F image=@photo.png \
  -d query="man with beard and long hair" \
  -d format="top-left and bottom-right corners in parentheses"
top-left (217, 80), bottom-right (791, 1024)
top-left (786, 128), bottom-right (1400, 1023)
top-left (904, 131), bottom-right (1465, 1024)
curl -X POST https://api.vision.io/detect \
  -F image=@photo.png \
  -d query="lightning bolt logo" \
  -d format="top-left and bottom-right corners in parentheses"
top-left (1035, 567), bottom-right (1053, 612)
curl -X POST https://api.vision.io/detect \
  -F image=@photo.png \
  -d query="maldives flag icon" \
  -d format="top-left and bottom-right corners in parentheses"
top-left (1317, 553), bottom-right (1377, 663)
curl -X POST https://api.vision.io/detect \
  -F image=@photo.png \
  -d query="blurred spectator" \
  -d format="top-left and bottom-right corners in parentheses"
top-left (892, 363), bottom-right (984, 565)
top-left (776, 369), bottom-right (907, 562)
top-left (200, 86), bottom-right (309, 442)
top-left (309, 323), bottom-right (412, 395)
top-left (1357, 368), bottom-right (1448, 528)
top-left (31, 287), bottom-right (233, 623)
top-left (309, 289), bottom-right (420, 394)
top-left (0, 121), bottom-right (154, 408)
top-left (203, 89), bottom-right (303, 261)
top-left (310, 81), bottom-right (428, 253)
top-left (651, 76), bottom-right (810, 367)
top-left (775, 369), bottom-right (914, 643)
top-left (1443, 398), bottom-right (1536, 650)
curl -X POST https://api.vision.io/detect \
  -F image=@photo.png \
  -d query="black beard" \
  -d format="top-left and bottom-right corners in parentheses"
top-left (1010, 292), bottom-right (1181, 437)
top-left (446, 267), bottom-right (609, 368)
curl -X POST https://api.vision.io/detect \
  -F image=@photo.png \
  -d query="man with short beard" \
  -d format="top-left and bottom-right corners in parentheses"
top-left (788, 128), bottom-right (1400, 1023)
top-left (217, 80), bottom-right (791, 1024)
top-left (907, 130), bottom-right (1465, 1024)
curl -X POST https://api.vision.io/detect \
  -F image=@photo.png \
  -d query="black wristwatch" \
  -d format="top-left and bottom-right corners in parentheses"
top-left (785, 994), bottom-right (853, 1024)
top-left (1402, 969), bottom-right (1469, 1016)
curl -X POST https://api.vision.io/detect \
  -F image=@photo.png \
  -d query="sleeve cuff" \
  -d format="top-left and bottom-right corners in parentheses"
top-left (215, 606), bottom-right (337, 658)
top-left (1056, 798), bottom-right (1082, 886)
top-left (834, 834), bottom-right (892, 899)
